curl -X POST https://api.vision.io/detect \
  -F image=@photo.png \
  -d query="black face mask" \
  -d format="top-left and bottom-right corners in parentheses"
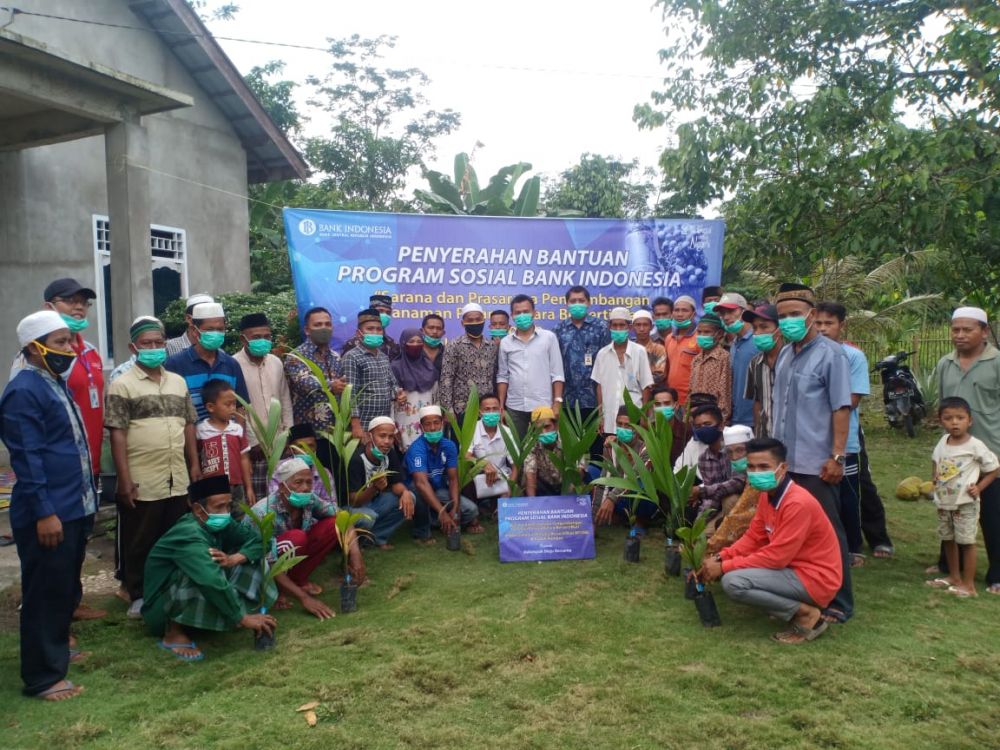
top-left (35, 341), bottom-right (76, 376)
top-left (309, 328), bottom-right (333, 345)
top-left (693, 425), bottom-right (722, 445)
top-left (464, 322), bottom-right (485, 338)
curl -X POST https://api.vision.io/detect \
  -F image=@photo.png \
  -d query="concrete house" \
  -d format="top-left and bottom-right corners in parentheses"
top-left (0, 0), bottom-right (308, 371)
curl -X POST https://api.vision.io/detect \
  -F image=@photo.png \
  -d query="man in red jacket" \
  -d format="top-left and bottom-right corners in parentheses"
top-left (699, 437), bottom-right (843, 644)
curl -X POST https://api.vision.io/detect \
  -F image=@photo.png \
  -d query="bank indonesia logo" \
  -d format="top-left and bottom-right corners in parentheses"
top-left (298, 218), bottom-right (317, 236)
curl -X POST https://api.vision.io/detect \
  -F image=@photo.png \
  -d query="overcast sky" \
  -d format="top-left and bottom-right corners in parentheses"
top-left (208, 0), bottom-right (677, 188)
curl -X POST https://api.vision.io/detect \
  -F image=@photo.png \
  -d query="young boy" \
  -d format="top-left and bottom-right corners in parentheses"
top-left (688, 405), bottom-right (745, 525)
top-left (196, 379), bottom-right (254, 510)
top-left (594, 407), bottom-right (656, 531)
top-left (649, 385), bottom-right (690, 464)
top-left (689, 313), bottom-right (732, 421)
top-left (927, 397), bottom-right (999, 597)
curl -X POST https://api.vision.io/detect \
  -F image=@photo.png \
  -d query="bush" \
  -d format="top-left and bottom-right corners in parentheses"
top-left (160, 290), bottom-right (302, 355)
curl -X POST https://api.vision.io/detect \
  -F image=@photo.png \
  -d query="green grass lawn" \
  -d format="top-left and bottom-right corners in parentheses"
top-left (2, 421), bottom-right (997, 749)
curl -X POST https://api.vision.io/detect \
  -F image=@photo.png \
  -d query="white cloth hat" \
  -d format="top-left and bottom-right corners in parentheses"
top-left (716, 293), bottom-right (749, 310)
top-left (186, 293), bottom-right (214, 309)
top-left (460, 302), bottom-right (484, 318)
top-left (192, 302), bottom-right (225, 320)
top-left (723, 425), bottom-right (754, 447)
top-left (952, 306), bottom-right (988, 325)
top-left (17, 310), bottom-right (67, 348)
top-left (418, 405), bottom-right (443, 420)
top-left (368, 416), bottom-right (396, 431)
top-left (674, 295), bottom-right (697, 308)
top-left (609, 306), bottom-right (631, 322)
top-left (275, 457), bottom-right (310, 482)
top-left (632, 310), bottom-right (653, 322)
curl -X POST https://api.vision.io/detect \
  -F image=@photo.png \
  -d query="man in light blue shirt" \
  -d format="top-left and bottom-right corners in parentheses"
top-left (773, 283), bottom-right (855, 623)
top-left (715, 292), bottom-right (756, 427)
top-left (816, 301), bottom-right (871, 562)
top-left (496, 294), bottom-right (566, 437)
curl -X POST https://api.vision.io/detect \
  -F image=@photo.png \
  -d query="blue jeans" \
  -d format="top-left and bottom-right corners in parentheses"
top-left (411, 487), bottom-right (478, 539)
top-left (353, 490), bottom-right (406, 546)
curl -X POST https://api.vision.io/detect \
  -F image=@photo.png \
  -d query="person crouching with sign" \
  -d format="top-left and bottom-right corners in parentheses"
top-left (524, 406), bottom-right (588, 497)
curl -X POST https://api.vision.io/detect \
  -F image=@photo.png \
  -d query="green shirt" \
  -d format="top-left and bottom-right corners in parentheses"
top-left (141, 513), bottom-right (263, 635)
top-left (932, 343), bottom-right (1000, 455)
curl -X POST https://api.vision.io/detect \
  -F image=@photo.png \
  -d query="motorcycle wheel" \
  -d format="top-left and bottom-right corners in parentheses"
top-left (904, 412), bottom-right (915, 438)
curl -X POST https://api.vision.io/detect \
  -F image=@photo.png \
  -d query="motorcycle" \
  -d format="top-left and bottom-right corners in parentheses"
top-left (871, 350), bottom-right (926, 437)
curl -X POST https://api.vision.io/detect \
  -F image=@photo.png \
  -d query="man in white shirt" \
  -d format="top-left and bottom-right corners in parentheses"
top-left (591, 307), bottom-right (654, 435)
top-left (467, 393), bottom-right (517, 510)
top-left (496, 294), bottom-right (566, 437)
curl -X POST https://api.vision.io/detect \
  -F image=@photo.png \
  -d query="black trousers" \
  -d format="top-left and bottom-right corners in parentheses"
top-left (74, 513), bottom-right (95, 609)
top-left (789, 473), bottom-right (854, 620)
top-left (117, 496), bottom-right (189, 600)
top-left (939, 480), bottom-right (1000, 585)
top-left (857, 431), bottom-right (893, 550)
top-left (14, 515), bottom-right (89, 695)
top-left (506, 409), bottom-right (532, 439)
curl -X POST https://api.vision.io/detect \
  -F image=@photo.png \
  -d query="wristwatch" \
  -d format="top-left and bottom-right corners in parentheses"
top-left (554, 397), bottom-right (564, 403)
top-left (831, 454), bottom-right (846, 466)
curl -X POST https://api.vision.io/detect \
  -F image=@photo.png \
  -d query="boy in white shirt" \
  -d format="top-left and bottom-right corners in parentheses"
top-left (928, 396), bottom-right (999, 597)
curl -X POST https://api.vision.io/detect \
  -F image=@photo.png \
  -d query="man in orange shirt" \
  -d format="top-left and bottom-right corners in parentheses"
top-left (699, 437), bottom-right (843, 644)
top-left (665, 295), bottom-right (700, 405)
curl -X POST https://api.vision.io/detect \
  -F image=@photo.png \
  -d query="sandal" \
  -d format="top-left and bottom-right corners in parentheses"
top-left (464, 522), bottom-right (485, 535)
top-left (820, 607), bottom-right (848, 624)
top-left (946, 585), bottom-right (977, 599)
top-left (850, 553), bottom-right (866, 568)
top-left (772, 618), bottom-right (829, 644)
top-left (68, 649), bottom-right (90, 664)
top-left (872, 545), bottom-right (894, 559)
top-left (925, 578), bottom-right (953, 589)
top-left (157, 640), bottom-right (204, 662)
top-left (36, 680), bottom-right (84, 701)
top-left (987, 583), bottom-right (1000, 595)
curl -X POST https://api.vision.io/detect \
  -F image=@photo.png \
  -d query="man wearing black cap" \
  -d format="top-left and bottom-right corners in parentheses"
top-left (742, 304), bottom-right (783, 438)
top-left (341, 294), bottom-right (400, 359)
top-left (11, 278), bottom-right (108, 622)
top-left (233, 313), bottom-right (293, 499)
top-left (141, 475), bottom-right (277, 661)
top-left (772, 282), bottom-right (855, 623)
top-left (341, 308), bottom-right (405, 442)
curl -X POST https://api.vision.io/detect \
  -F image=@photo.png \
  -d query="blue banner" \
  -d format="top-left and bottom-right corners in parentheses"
top-left (497, 495), bottom-right (596, 562)
top-left (283, 209), bottom-right (725, 347)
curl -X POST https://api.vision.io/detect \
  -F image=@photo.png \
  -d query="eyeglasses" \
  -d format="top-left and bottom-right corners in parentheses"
top-left (54, 296), bottom-right (93, 309)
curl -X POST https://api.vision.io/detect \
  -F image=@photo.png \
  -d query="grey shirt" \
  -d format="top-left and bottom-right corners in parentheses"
top-left (772, 334), bottom-right (852, 475)
top-left (496, 327), bottom-right (566, 412)
top-left (932, 344), bottom-right (1000, 455)
top-left (165, 330), bottom-right (197, 357)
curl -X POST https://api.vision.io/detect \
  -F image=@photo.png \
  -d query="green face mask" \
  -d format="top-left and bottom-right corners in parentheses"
top-left (246, 338), bottom-right (272, 357)
top-left (135, 348), bottom-right (167, 368)
top-left (616, 427), bottom-right (635, 443)
top-left (539, 431), bottom-right (558, 446)
top-left (299, 453), bottom-right (314, 467)
top-left (380, 313), bottom-right (391, 329)
top-left (199, 330), bottom-right (226, 351)
top-left (513, 313), bottom-right (534, 331)
top-left (568, 303), bottom-right (588, 320)
top-left (703, 301), bottom-right (718, 314)
top-left (778, 316), bottom-right (809, 343)
top-left (204, 513), bottom-right (232, 532)
top-left (423, 429), bottom-right (444, 444)
top-left (753, 333), bottom-right (777, 352)
top-left (285, 487), bottom-right (313, 508)
top-left (656, 405), bottom-right (675, 420)
top-left (482, 412), bottom-right (501, 428)
top-left (423, 334), bottom-right (442, 348)
top-left (696, 334), bottom-right (717, 350)
top-left (654, 318), bottom-right (672, 332)
top-left (673, 318), bottom-right (693, 330)
top-left (730, 457), bottom-right (748, 473)
top-left (723, 319), bottom-right (744, 335)
top-left (611, 329), bottom-right (629, 344)
top-left (748, 470), bottom-right (779, 491)
top-left (371, 445), bottom-right (385, 460)
top-left (60, 314), bottom-right (89, 333)
top-left (490, 328), bottom-right (508, 338)
top-left (362, 333), bottom-right (384, 348)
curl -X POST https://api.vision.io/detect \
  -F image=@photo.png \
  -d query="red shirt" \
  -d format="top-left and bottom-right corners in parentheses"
top-left (665, 329), bottom-right (699, 405)
top-left (196, 419), bottom-right (249, 487)
top-left (66, 335), bottom-right (104, 475)
top-left (720, 478), bottom-right (842, 607)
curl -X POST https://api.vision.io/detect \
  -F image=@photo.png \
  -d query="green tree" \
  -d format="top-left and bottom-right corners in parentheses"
top-left (415, 151), bottom-right (541, 216)
top-left (305, 35), bottom-right (461, 211)
top-left (544, 153), bottom-right (658, 218)
top-left (636, 0), bottom-right (1000, 311)
top-left (244, 60), bottom-right (302, 139)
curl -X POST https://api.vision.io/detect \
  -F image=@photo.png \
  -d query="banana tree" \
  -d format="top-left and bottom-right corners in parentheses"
top-left (415, 152), bottom-right (541, 217)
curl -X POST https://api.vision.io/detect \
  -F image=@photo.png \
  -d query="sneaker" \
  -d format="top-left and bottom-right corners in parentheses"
top-left (127, 598), bottom-right (144, 620)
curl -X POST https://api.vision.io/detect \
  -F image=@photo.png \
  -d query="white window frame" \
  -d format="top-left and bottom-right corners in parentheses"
top-left (92, 215), bottom-right (189, 365)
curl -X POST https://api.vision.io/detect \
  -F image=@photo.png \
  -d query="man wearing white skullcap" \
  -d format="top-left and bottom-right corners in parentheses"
top-left (165, 293), bottom-right (215, 356)
top-left (931, 306), bottom-right (1000, 592)
top-left (249, 456), bottom-right (344, 619)
top-left (666, 294), bottom-right (700, 404)
top-left (632, 309), bottom-right (667, 384)
top-left (344, 415), bottom-right (414, 549)
top-left (1, 311), bottom-right (97, 700)
top-left (591, 306), bottom-right (654, 434)
top-left (439, 300), bottom-right (499, 419)
top-left (164, 299), bottom-right (249, 421)
top-left (405, 402), bottom-right (481, 541)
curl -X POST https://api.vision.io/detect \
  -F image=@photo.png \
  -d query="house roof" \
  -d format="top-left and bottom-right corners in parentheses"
top-left (128, 0), bottom-right (309, 183)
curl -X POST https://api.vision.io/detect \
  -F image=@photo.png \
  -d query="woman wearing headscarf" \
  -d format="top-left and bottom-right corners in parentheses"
top-left (392, 327), bottom-right (441, 449)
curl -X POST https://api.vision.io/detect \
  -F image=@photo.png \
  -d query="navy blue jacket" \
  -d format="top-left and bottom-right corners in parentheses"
top-left (0, 368), bottom-right (94, 529)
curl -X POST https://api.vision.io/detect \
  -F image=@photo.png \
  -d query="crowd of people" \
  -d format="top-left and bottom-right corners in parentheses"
top-left (2, 277), bottom-right (998, 700)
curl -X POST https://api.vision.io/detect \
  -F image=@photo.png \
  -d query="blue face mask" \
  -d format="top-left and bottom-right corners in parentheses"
top-left (423, 430), bottom-right (444, 444)
top-left (730, 457), bottom-right (748, 473)
top-left (693, 425), bottom-right (722, 445)
top-left (656, 406), bottom-right (675, 420)
top-left (362, 333), bottom-right (384, 348)
top-left (748, 470), bottom-right (779, 491)
top-left (204, 513), bottom-right (232, 532)
top-left (616, 427), bottom-right (635, 443)
top-left (380, 313), bottom-right (391, 329)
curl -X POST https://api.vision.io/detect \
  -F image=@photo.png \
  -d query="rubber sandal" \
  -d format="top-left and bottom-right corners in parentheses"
top-left (873, 545), bottom-right (894, 558)
top-left (68, 649), bottom-right (90, 664)
top-left (820, 607), bottom-right (848, 623)
top-left (158, 641), bottom-right (204, 662)
top-left (464, 523), bottom-right (485, 535)
top-left (925, 578), bottom-right (953, 589)
top-left (772, 618), bottom-right (828, 644)
top-left (36, 681), bottom-right (83, 701)
top-left (986, 583), bottom-right (1000, 595)
top-left (946, 585), bottom-right (977, 598)
top-left (850, 553), bottom-right (866, 568)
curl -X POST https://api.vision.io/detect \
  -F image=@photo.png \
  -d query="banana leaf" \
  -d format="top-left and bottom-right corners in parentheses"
top-left (500, 413), bottom-right (540, 497)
